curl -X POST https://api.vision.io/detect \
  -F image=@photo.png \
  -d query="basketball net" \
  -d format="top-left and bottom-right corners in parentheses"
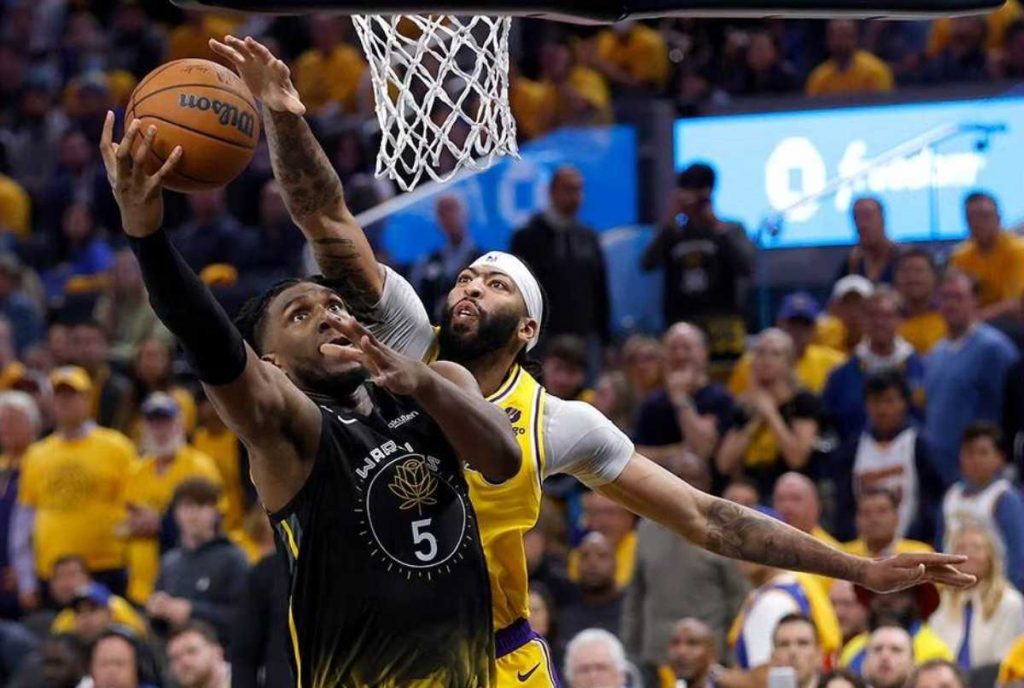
top-left (352, 14), bottom-right (519, 191)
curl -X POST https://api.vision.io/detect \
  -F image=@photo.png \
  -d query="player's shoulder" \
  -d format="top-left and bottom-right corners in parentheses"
top-left (544, 394), bottom-right (620, 434)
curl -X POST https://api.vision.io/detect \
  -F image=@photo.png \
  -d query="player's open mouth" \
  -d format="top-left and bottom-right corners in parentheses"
top-left (326, 336), bottom-right (353, 348)
top-left (453, 300), bottom-right (479, 322)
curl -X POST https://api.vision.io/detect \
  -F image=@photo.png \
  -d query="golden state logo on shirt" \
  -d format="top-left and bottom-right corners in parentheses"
top-left (354, 438), bottom-right (476, 580)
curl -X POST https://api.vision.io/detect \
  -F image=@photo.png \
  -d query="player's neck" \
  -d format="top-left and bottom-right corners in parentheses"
top-left (307, 385), bottom-right (373, 415)
top-left (465, 353), bottom-right (519, 398)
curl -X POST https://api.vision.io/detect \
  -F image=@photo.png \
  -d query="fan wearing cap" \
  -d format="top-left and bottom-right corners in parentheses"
top-left (51, 580), bottom-right (147, 643)
top-left (817, 275), bottom-right (875, 355)
top-left (280, 63), bottom-right (976, 684)
top-left (728, 292), bottom-right (847, 397)
top-left (17, 366), bottom-right (136, 602)
top-left (123, 392), bottom-right (222, 606)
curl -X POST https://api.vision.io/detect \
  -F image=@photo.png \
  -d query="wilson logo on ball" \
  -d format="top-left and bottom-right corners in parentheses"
top-left (178, 94), bottom-right (255, 138)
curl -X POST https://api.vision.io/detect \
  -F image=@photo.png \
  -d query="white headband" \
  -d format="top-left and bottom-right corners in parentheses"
top-left (470, 251), bottom-right (543, 351)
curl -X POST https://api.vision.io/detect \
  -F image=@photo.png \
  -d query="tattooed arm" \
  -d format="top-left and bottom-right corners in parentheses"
top-left (210, 35), bottom-right (383, 318)
top-left (597, 453), bottom-right (975, 593)
top-left (264, 108), bottom-right (382, 316)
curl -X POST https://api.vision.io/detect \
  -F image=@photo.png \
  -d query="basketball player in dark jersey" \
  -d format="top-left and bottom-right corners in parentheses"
top-left (99, 114), bottom-right (521, 687)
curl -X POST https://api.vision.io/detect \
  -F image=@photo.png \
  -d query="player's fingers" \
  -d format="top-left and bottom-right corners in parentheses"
top-left (132, 125), bottom-right (156, 169)
top-left (147, 146), bottom-right (182, 193)
top-left (244, 35), bottom-right (276, 63)
top-left (319, 342), bottom-right (367, 365)
top-left (361, 335), bottom-right (389, 367)
top-left (99, 110), bottom-right (117, 172)
top-left (925, 566), bottom-right (977, 587)
top-left (224, 34), bottom-right (254, 60)
top-left (895, 553), bottom-right (968, 568)
top-left (209, 38), bottom-right (246, 65)
top-left (116, 119), bottom-right (142, 176)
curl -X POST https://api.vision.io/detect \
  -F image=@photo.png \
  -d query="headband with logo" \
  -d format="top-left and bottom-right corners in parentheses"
top-left (469, 251), bottom-right (543, 351)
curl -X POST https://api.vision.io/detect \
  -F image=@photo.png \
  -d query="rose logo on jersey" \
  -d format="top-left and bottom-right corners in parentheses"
top-left (505, 407), bottom-right (522, 424)
top-left (361, 452), bottom-right (471, 577)
top-left (388, 458), bottom-right (439, 515)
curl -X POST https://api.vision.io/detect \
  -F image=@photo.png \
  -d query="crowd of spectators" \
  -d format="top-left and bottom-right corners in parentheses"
top-left (2, 0), bottom-right (1024, 686)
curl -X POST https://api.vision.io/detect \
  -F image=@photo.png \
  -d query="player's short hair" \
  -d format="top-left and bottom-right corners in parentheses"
top-left (906, 659), bottom-right (968, 688)
top-left (863, 369), bottom-right (911, 402)
top-left (235, 276), bottom-right (336, 354)
top-left (168, 619), bottom-right (221, 647)
top-left (773, 613), bottom-right (819, 645)
top-left (173, 477), bottom-right (222, 507)
top-left (961, 420), bottom-right (1005, 452)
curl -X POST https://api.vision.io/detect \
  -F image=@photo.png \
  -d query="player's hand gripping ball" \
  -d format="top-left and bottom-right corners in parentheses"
top-left (126, 58), bottom-right (261, 192)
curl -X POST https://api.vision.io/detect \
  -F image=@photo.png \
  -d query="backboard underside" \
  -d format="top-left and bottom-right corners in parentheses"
top-left (172, 0), bottom-right (1003, 20)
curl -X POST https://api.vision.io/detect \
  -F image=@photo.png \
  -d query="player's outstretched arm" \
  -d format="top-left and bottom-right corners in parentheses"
top-left (598, 453), bottom-right (977, 594)
top-left (322, 320), bottom-right (521, 481)
top-left (210, 35), bottom-right (383, 319)
top-left (100, 112), bottom-right (322, 512)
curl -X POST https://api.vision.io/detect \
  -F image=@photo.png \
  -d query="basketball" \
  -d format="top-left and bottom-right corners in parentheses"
top-left (127, 59), bottom-right (261, 193)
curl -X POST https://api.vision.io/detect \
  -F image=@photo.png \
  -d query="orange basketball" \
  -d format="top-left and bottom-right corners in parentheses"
top-left (127, 59), bottom-right (260, 193)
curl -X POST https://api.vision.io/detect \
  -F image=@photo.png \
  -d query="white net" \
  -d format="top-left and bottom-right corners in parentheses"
top-left (352, 14), bottom-right (519, 191)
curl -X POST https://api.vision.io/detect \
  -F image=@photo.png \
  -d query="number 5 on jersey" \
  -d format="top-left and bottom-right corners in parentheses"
top-left (412, 518), bottom-right (437, 562)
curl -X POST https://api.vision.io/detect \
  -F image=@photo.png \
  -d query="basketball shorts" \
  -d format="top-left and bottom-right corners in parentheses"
top-left (495, 619), bottom-right (561, 688)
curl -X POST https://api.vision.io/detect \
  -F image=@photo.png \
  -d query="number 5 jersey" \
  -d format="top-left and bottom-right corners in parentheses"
top-left (270, 384), bottom-right (494, 688)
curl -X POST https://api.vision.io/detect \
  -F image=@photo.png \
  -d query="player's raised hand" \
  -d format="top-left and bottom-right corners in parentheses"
top-left (210, 35), bottom-right (306, 116)
top-left (99, 111), bottom-right (182, 238)
top-left (860, 552), bottom-right (976, 593)
top-left (321, 315), bottom-right (430, 396)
